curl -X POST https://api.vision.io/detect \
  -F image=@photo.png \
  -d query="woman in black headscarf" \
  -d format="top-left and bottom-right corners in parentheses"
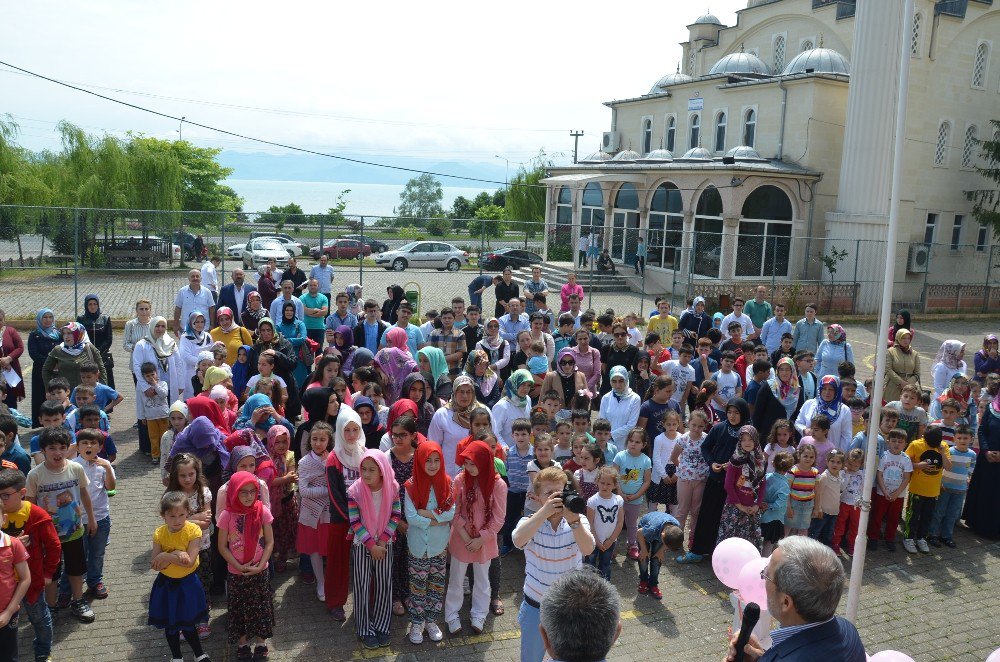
top-left (77, 294), bottom-right (115, 389)
top-left (399, 372), bottom-right (436, 436)
top-left (381, 285), bottom-right (406, 325)
top-left (678, 397), bottom-right (751, 563)
top-left (294, 387), bottom-right (339, 461)
top-left (250, 318), bottom-right (301, 421)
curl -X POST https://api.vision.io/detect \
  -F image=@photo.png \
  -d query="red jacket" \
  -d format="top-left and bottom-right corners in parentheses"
top-left (11, 504), bottom-right (62, 603)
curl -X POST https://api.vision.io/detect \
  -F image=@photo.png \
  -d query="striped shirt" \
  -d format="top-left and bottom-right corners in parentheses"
top-left (514, 515), bottom-right (590, 604)
top-left (505, 444), bottom-right (535, 494)
top-left (770, 617), bottom-right (834, 648)
top-left (788, 466), bottom-right (818, 502)
top-left (348, 492), bottom-right (401, 548)
top-left (941, 447), bottom-right (976, 492)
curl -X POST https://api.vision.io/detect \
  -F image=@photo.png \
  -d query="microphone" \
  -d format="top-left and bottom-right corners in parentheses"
top-left (733, 602), bottom-right (761, 662)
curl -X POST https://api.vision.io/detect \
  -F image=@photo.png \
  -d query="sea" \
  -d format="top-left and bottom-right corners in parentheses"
top-left (226, 179), bottom-right (495, 218)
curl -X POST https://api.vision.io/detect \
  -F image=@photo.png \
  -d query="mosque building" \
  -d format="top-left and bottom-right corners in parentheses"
top-left (541, 0), bottom-right (999, 312)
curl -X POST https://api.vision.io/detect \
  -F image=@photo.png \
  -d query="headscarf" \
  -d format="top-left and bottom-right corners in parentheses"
top-left (827, 324), bottom-right (846, 344)
top-left (991, 388), bottom-right (1000, 421)
top-left (351, 347), bottom-right (374, 371)
top-left (400, 372), bottom-right (434, 433)
top-left (223, 470), bottom-right (264, 565)
top-left (170, 415), bottom-right (231, 469)
top-left (935, 340), bottom-right (966, 371)
top-left (458, 439), bottom-right (497, 534)
top-left (388, 398), bottom-right (419, 430)
top-left (555, 347), bottom-right (577, 378)
top-left (464, 349), bottom-right (498, 396)
top-left (59, 322), bottom-right (88, 356)
top-left (346, 449), bottom-right (399, 540)
top-left (893, 328), bottom-right (913, 352)
top-left (816, 375), bottom-right (844, 423)
top-left (527, 355), bottom-right (548, 376)
top-left (184, 311), bottom-right (209, 343)
top-left (334, 325), bottom-right (355, 357)
top-left (168, 400), bottom-right (190, 422)
top-left (504, 369), bottom-right (533, 408)
top-left (891, 310), bottom-right (911, 338)
top-left (382, 285), bottom-right (406, 324)
top-left (979, 334), bottom-right (999, 357)
top-left (256, 318), bottom-right (281, 345)
top-left (373, 347), bottom-right (419, 403)
top-left (609, 365), bottom-right (632, 400)
top-left (243, 292), bottom-right (266, 325)
top-left (36, 308), bottom-right (60, 341)
top-left (280, 301), bottom-right (297, 324)
top-left (418, 346), bottom-right (449, 387)
top-left (937, 372), bottom-right (971, 415)
top-left (712, 312), bottom-right (724, 330)
top-left (481, 318), bottom-right (504, 349)
top-left (202, 366), bottom-right (230, 393)
top-left (768, 356), bottom-right (801, 408)
top-left (333, 405), bottom-right (364, 471)
top-left (301, 387), bottom-right (337, 425)
top-left (186, 394), bottom-right (230, 434)
top-left (241, 393), bottom-right (277, 430)
top-left (81, 294), bottom-right (102, 322)
top-left (266, 424), bottom-right (290, 478)
top-left (730, 424), bottom-right (764, 490)
top-left (216, 307), bottom-right (237, 333)
top-left (444, 375), bottom-right (481, 430)
top-left (385, 326), bottom-right (410, 353)
top-left (723, 398), bottom-right (751, 438)
top-left (405, 441), bottom-right (454, 513)
top-left (226, 445), bottom-right (256, 479)
top-left (232, 345), bottom-right (253, 396)
top-left (352, 395), bottom-right (382, 439)
top-left (148, 316), bottom-right (177, 358)
top-left (633, 352), bottom-right (651, 377)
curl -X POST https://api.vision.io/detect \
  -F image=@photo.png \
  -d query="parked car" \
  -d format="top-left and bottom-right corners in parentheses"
top-left (374, 241), bottom-right (469, 272)
top-left (171, 232), bottom-right (199, 258)
top-left (479, 248), bottom-right (543, 271)
top-left (249, 233), bottom-right (307, 256)
top-left (242, 238), bottom-right (290, 270)
top-left (309, 238), bottom-right (372, 260)
top-left (340, 234), bottom-right (389, 254)
top-left (226, 242), bottom-right (247, 258)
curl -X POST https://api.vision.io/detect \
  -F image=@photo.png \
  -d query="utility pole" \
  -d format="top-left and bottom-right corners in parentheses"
top-left (570, 130), bottom-right (584, 163)
top-left (179, 116), bottom-right (185, 141)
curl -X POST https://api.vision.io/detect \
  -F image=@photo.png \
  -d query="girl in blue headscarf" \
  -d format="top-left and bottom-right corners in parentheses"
top-left (28, 308), bottom-right (62, 425)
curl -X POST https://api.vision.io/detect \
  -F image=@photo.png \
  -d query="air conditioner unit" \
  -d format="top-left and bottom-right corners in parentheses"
top-left (602, 131), bottom-right (621, 153)
top-left (907, 244), bottom-right (930, 273)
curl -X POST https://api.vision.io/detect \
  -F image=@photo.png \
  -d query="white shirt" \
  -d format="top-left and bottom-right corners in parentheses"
top-left (721, 312), bottom-right (756, 337)
top-left (598, 390), bottom-right (641, 446)
top-left (74, 456), bottom-right (115, 521)
top-left (651, 432), bottom-right (679, 484)
top-left (712, 370), bottom-right (743, 412)
top-left (513, 515), bottom-right (590, 604)
top-left (587, 493), bottom-right (623, 543)
top-left (174, 286), bottom-right (215, 329)
top-left (232, 283), bottom-right (248, 314)
top-left (661, 360), bottom-right (695, 406)
top-left (427, 407), bottom-right (472, 478)
top-left (794, 399), bottom-right (853, 453)
top-left (201, 261), bottom-right (219, 293)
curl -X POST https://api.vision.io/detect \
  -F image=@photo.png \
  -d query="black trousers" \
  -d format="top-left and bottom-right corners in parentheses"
top-left (690, 478), bottom-right (727, 556)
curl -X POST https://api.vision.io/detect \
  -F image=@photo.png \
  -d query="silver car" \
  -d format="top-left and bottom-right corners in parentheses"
top-left (374, 240), bottom-right (469, 272)
top-left (242, 238), bottom-right (290, 270)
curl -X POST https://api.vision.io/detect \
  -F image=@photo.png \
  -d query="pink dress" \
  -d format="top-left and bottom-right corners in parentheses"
top-left (560, 283), bottom-right (584, 312)
top-left (447, 473), bottom-right (507, 564)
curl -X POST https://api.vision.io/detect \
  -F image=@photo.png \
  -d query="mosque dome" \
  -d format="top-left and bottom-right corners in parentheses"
top-left (693, 13), bottom-right (722, 25)
top-left (782, 47), bottom-right (851, 75)
top-left (580, 151), bottom-right (614, 163)
top-left (638, 149), bottom-right (674, 162)
top-left (610, 149), bottom-right (641, 162)
top-left (647, 71), bottom-right (694, 94)
top-left (709, 52), bottom-right (772, 76)
top-left (725, 145), bottom-right (767, 161)
top-left (679, 147), bottom-right (713, 160)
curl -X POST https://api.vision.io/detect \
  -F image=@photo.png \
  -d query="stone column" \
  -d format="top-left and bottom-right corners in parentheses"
top-left (679, 211), bottom-right (696, 285)
top-left (720, 216), bottom-right (741, 280)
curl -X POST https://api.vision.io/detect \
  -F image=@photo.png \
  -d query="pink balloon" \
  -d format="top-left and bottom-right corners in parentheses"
top-left (712, 537), bottom-right (761, 589)
top-left (870, 652), bottom-right (916, 662)
top-left (736, 556), bottom-right (770, 606)
top-left (987, 648), bottom-right (1000, 662)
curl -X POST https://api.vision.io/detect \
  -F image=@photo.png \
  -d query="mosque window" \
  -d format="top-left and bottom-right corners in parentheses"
top-left (934, 121), bottom-right (951, 166)
top-left (688, 51), bottom-right (696, 76)
top-left (962, 125), bottom-right (978, 168)
top-left (666, 116), bottom-right (676, 152)
top-left (910, 12), bottom-right (921, 57)
top-left (690, 113), bottom-right (701, 149)
top-left (972, 42), bottom-right (989, 89)
top-left (714, 112), bottom-right (727, 152)
top-left (642, 118), bottom-right (653, 155)
top-left (801, 40), bottom-right (814, 53)
top-left (773, 35), bottom-right (786, 73)
top-left (743, 109), bottom-right (757, 148)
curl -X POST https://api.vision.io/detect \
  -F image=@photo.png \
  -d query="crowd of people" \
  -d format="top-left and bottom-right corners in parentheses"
top-left (0, 259), bottom-right (998, 662)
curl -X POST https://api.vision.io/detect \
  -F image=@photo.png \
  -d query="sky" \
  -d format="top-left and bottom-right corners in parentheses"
top-left (1, 0), bottom-right (746, 179)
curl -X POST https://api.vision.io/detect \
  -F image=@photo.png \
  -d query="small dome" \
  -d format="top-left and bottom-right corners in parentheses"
top-left (611, 149), bottom-right (641, 162)
top-left (679, 147), bottom-right (713, 160)
top-left (782, 48), bottom-right (851, 76)
top-left (647, 71), bottom-right (694, 94)
top-left (725, 145), bottom-right (767, 161)
top-left (638, 149), bottom-right (674, 162)
top-left (709, 52), bottom-right (772, 76)
top-left (694, 13), bottom-right (722, 24)
top-left (580, 151), bottom-right (614, 163)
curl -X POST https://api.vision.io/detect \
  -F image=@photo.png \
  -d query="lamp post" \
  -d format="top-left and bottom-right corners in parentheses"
top-left (178, 116), bottom-right (185, 141)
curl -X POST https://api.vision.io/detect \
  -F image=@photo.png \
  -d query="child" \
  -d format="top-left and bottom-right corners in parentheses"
top-left (624, 313), bottom-right (643, 347)
top-left (614, 428), bottom-right (653, 560)
top-left (191, 352), bottom-right (213, 397)
top-left (165, 452), bottom-right (214, 638)
top-left (0, 506), bottom-right (30, 660)
top-left (763, 419), bottom-right (794, 473)
top-left (160, 402), bottom-right (191, 483)
top-left (930, 397), bottom-right (961, 447)
top-left (324, 411), bottom-right (365, 622)
top-left (138, 361), bottom-right (171, 465)
top-left (26, 427), bottom-right (95, 622)
top-left (561, 433), bottom-right (588, 474)
top-left (530, 409), bottom-right (552, 442)
top-left (866, 429), bottom-right (913, 552)
top-left (761, 452), bottom-right (794, 556)
top-left (661, 346), bottom-right (696, 413)
top-left (570, 410), bottom-right (596, 445)
top-left (403, 441), bottom-right (455, 645)
top-left (667, 329), bottom-right (686, 360)
top-left (75, 405), bottom-right (119, 462)
top-left (0, 415), bottom-right (30, 475)
top-left (670, 410), bottom-right (710, 550)
top-left (574, 442), bottom-right (605, 502)
top-left (846, 397), bottom-right (866, 437)
top-left (809, 448), bottom-right (844, 546)
top-left (850, 408), bottom-right (898, 459)
top-left (552, 315), bottom-right (575, 357)
top-left (444, 440), bottom-right (506, 635)
top-left (786, 443), bottom-right (818, 537)
top-left (692, 380), bottom-right (719, 424)
top-left (794, 352), bottom-right (818, 400)
top-left (800, 414), bottom-right (835, 472)
top-left (232, 345), bottom-right (253, 404)
top-left (29, 400), bottom-right (74, 465)
top-left (348, 450), bottom-right (401, 649)
top-left (591, 418), bottom-right (619, 462)
top-left (884, 383), bottom-right (928, 442)
top-left (636, 509), bottom-right (684, 600)
top-left (648, 299), bottom-right (678, 345)
top-left (265, 426), bottom-right (298, 572)
top-left (832, 448), bottom-right (864, 556)
top-left (648, 411), bottom-right (682, 512)
top-left (0, 468), bottom-right (60, 662)
top-left (646, 333), bottom-right (671, 377)
top-left (46, 377), bottom-right (73, 412)
top-left (297, 421), bottom-right (333, 603)
top-left (718, 425), bottom-right (766, 550)
top-left (585, 466), bottom-right (624, 580)
top-left (744, 359), bottom-right (772, 410)
top-left (71, 430), bottom-right (115, 601)
top-left (902, 425), bottom-right (951, 554)
top-left (500, 418), bottom-right (534, 555)
top-left (770, 332), bottom-right (796, 368)
top-left (553, 421), bottom-right (573, 461)
top-left (217, 472), bottom-right (274, 659)
top-left (71, 363), bottom-right (123, 414)
top-left (148, 492), bottom-right (211, 662)
top-left (65, 386), bottom-right (110, 433)
top-left (927, 424), bottom-right (976, 548)
top-left (524, 435), bottom-right (560, 516)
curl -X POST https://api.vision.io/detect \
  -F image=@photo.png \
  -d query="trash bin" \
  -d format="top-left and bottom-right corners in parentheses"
top-left (404, 281), bottom-right (420, 317)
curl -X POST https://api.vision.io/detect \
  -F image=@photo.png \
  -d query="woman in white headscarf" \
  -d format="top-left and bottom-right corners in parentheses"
top-left (132, 316), bottom-right (185, 401)
top-left (179, 311), bottom-right (214, 399)
top-left (323, 406), bottom-right (364, 621)
top-left (598, 365), bottom-right (641, 446)
top-left (931, 340), bottom-right (967, 399)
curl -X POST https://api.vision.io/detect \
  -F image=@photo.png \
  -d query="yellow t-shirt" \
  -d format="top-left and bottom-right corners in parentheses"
top-left (153, 521), bottom-right (203, 578)
top-left (904, 438), bottom-right (951, 498)
top-left (647, 315), bottom-right (678, 342)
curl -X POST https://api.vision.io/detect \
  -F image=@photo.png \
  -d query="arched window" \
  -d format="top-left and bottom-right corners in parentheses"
top-left (647, 183), bottom-right (684, 269)
top-left (642, 118), bottom-right (653, 155)
top-left (693, 186), bottom-right (724, 278)
top-left (555, 186), bottom-right (573, 247)
top-left (801, 39), bottom-right (814, 53)
top-left (743, 109), bottom-right (757, 148)
top-left (688, 51), bottom-right (696, 76)
top-left (581, 182), bottom-right (604, 236)
top-left (972, 42), bottom-right (989, 88)
top-left (690, 114), bottom-right (701, 149)
top-left (612, 184), bottom-right (641, 265)
top-left (962, 125), bottom-right (979, 168)
top-left (773, 35), bottom-right (786, 72)
top-left (737, 185), bottom-right (794, 278)
top-left (935, 121), bottom-right (951, 166)
top-left (715, 112), bottom-right (727, 152)
top-left (666, 116), bottom-right (676, 152)
top-left (910, 12), bottom-right (922, 57)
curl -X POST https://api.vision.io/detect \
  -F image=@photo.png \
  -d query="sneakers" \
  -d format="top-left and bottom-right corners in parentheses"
top-left (867, 539), bottom-right (878, 552)
top-left (916, 538), bottom-right (930, 553)
top-left (360, 635), bottom-right (379, 649)
top-left (884, 539), bottom-right (897, 552)
top-left (317, 590), bottom-right (326, 602)
top-left (627, 545), bottom-right (640, 561)
top-left (927, 536), bottom-right (942, 548)
top-left (375, 631), bottom-right (391, 647)
top-left (650, 586), bottom-right (663, 600)
top-left (425, 622), bottom-right (443, 642)
top-left (637, 580), bottom-right (649, 595)
top-left (676, 552), bottom-right (704, 564)
top-left (70, 599), bottom-right (95, 623)
top-left (470, 617), bottom-right (485, 634)
top-left (408, 622), bottom-right (425, 644)
top-left (329, 607), bottom-right (346, 622)
top-left (88, 582), bottom-right (108, 600)
top-left (55, 593), bottom-right (72, 610)
top-left (942, 538), bottom-right (957, 548)
top-left (197, 623), bottom-right (211, 639)
top-left (447, 619), bottom-right (462, 635)
top-left (902, 538), bottom-right (918, 554)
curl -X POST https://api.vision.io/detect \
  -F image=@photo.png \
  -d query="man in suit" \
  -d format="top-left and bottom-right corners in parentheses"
top-left (217, 268), bottom-right (257, 319)
top-left (726, 536), bottom-right (866, 662)
top-left (354, 298), bottom-right (389, 354)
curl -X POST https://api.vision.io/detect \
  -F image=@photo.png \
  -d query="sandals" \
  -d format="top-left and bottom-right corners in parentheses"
top-left (236, 645), bottom-right (252, 660)
top-left (491, 599), bottom-right (505, 616)
top-left (252, 645), bottom-right (269, 660)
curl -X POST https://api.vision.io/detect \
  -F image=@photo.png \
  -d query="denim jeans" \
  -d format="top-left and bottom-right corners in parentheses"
top-left (22, 596), bottom-right (53, 660)
top-left (518, 599), bottom-right (546, 662)
top-left (585, 542), bottom-right (617, 581)
top-left (637, 537), bottom-right (663, 587)
top-left (60, 516), bottom-right (111, 597)
top-left (928, 488), bottom-right (966, 540)
top-left (808, 513), bottom-right (838, 545)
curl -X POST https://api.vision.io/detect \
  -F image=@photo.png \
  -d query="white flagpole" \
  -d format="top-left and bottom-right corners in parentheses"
top-left (846, 0), bottom-right (915, 622)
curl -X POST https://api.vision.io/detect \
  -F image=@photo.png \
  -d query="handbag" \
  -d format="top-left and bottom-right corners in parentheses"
top-left (298, 337), bottom-right (319, 366)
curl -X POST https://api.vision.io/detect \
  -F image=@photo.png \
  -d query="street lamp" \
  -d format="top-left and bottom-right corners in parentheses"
top-left (493, 154), bottom-right (509, 186)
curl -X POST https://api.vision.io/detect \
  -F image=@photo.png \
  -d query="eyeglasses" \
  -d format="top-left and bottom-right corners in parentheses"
top-left (0, 491), bottom-right (18, 502)
top-left (760, 568), bottom-right (774, 584)
top-left (390, 432), bottom-right (411, 439)
top-left (559, 360), bottom-right (575, 366)
top-left (614, 333), bottom-right (627, 338)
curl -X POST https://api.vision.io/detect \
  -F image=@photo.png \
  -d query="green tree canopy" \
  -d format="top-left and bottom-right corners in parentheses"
top-left (257, 203), bottom-right (304, 228)
top-left (505, 152), bottom-right (550, 245)
top-left (128, 135), bottom-right (242, 215)
top-left (470, 204), bottom-right (506, 246)
top-left (397, 174), bottom-right (444, 224)
top-left (966, 119), bottom-right (1000, 237)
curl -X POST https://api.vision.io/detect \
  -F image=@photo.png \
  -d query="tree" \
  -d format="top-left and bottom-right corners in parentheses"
top-left (0, 116), bottom-right (53, 260)
top-left (448, 195), bottom-right (475, 231)
top-left (322, 190), bottom-right (351, 230)
top-left (257, 203), bottom-right (304, 230)
top-left (427, 217), bottom-right (451, 237)
top-left (505, 151), bottom-right (550, 247)
top-left (397, 174), bottom-right (444, 224)
top-left (470, 204), bottom-right (506, 247)
top-left (966, 119), bottom-right (1000, 237)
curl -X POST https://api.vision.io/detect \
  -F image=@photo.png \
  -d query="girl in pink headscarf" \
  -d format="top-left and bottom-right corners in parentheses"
top-left (384, 326), bottom-right (411, 355)
top-left (347, 449), bottom-right (401, 648)
top-left (265, 425), bottom-right (299, 572)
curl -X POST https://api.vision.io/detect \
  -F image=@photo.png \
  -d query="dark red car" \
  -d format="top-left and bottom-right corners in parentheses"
top-left (310, 238), bottom-right (372, 259)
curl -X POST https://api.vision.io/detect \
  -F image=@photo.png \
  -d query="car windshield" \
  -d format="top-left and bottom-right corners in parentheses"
top-left (257, 240), bottom-right (284, 250)
top-left (397, 241), bottom-right (419, 252)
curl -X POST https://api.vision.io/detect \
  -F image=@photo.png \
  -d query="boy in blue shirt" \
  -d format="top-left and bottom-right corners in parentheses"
top-left (69, 363), bottom-right (122, 415)
top-left (30, 401), bottom-right (76, 464)
top-left (761, 451), bottom-right (794, 556)
top-left (0, 414), bottom-right (31, 475)
top-left (927, 424), bottom-right (976, 548)
top-left (500, 418), bottom-right (534, 556)
top-left (636, 511), bottom-right (683, 600)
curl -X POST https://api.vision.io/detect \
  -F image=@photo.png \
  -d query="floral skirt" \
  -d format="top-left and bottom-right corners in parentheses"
top-left (647, 480), bottom-right (678, 506)
top-left (226, 571), bottom-right (274, 643)
top-left (716, 503), bottom-right (763, 552)
top-left (272, 494), bottom-right (299, 558)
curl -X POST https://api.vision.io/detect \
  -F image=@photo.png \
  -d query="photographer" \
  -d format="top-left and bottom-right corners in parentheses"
top-left (540, 569), bottom-right (622, 662)
top-left (513, 467), bottom-right (596, 662)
